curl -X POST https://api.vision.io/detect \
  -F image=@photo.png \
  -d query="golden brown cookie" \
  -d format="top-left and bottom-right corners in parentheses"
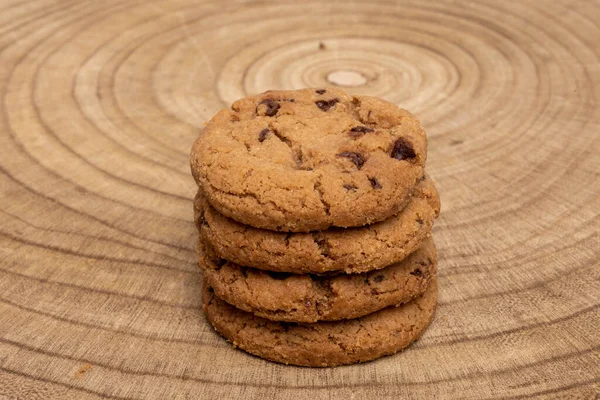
top-left (190, 88), bottom-right (427, 232)
top-left (194, 174), bottom-right (440, 274)
top-left (200, 237), bottom-right (436, 323)
top-left (202, 276), bottom-right (438, 367)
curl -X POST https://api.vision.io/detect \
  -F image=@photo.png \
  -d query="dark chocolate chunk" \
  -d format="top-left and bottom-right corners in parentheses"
top-left (316, 238), bottom-right (331, 258)
top-left (369, 177), bottom-right (382, 189)
top-left (391, 138), bottom-right (416, 161)
top-left (315, 98), bottom-right (339, 111)
top-left (312, 234), bottom-right (331, 258)
top-left (343, 184), bottom-right (357, 191)
top-left (337, 151), bottom-right (365, 169)
top-left (316, 89), bottom-right (326, 94)
top-left (258, 99), bottom-right (280, 116)
top-left (410, 268), bottom-right (423, 277)
top-left (348, 126), bottom-right (375, 138)
top-left (258, 128), bottom-right (269, 142)
top-left (351, 126), bottom-right (374, 133)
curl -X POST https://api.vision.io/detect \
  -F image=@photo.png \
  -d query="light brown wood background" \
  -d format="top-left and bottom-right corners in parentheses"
top-left (0, 0), bottom-right (598, 398)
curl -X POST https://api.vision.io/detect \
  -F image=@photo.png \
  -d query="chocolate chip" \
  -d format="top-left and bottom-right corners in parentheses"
top-left (264, 101), bottom-right (280, 116)
top-left (391, 138), bottom-right (416, 161)
top-left (315, 237), bottom-right (331, 258)
top-left (337, 151), bottom-right (365, 169)
top-left (198, 213), bottom-right (208, 226)
top-left (416, 217), bottom-right (424, 225)
top-left (315, 98), bottom-right (339, 111)
top-left (208, 286), bottom-right (214, 293)
top-left (348, 126), bottom-right (375, 139)
top-left (267, 271), bottom-right (293, 280)
top-left (351, 126), bottom-right (374, 133)
top-left (369, 177), bottom-right (382, 189)
top-left (258, 128), bottom-right (269, 142)
top-left (343, 184), bottom-right (357, 191)
top-left (257, 99), bottom-right (280, 116)
top-left (410, 268), bottom-right (423, 277)
top-left (316, 89), bottom-right (326, 94)
top-left (373, 275), bottom-right (385, 283)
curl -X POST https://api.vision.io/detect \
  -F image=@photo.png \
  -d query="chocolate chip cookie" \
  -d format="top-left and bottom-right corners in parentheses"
top-left (194, 174), bottom-right (440, 274)
top-left (190, 88), bottom-right (427, 232)
top-left (202, 276), bottom-right (438, 367)
top-left (200, 237), bottom-right (436, 323)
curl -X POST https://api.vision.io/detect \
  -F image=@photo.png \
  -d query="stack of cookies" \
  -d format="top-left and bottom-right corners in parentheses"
top-left (190, 88), bottom-right (440, 367)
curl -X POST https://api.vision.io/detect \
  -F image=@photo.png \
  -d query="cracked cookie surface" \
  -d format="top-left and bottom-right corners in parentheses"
top-left (200, 237), bottom-right (436, 323)
top-left (190, 88), bottom-right (427, 232)
top-left (194, 174), bottom-right (440, 274)
top-left (202, 276), bottom-right (437, 367)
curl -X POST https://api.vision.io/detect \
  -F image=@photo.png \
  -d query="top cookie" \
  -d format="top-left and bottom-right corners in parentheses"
top-left (190, 88), bottom-right (427, 232)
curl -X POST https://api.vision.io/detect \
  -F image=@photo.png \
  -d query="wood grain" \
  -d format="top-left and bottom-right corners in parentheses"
top-left (0, 0), bottom-right (598, 398)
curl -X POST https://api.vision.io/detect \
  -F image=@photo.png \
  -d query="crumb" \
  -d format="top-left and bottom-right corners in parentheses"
top-left (75, 363), bottom-right (92, 378)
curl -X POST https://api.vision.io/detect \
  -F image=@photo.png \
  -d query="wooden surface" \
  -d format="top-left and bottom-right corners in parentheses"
top-left (0, 0), bottom-right (599, 398)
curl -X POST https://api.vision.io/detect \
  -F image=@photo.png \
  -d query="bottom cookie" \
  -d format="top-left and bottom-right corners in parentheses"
top-left (202, 276), bottom-right (438, 367)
